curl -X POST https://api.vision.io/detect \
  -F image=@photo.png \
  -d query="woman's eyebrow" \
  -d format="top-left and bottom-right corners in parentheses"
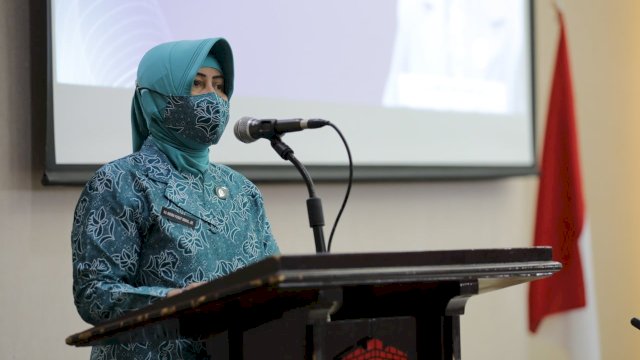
top-left (196, 72), bottom-right (224, 79)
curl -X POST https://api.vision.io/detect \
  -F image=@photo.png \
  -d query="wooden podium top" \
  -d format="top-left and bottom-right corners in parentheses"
top-left (66, 247), bottom-right (560, 347)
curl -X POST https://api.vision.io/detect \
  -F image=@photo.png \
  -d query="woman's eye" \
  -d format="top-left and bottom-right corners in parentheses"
top-left (193, 80), bottom-right (202, 87)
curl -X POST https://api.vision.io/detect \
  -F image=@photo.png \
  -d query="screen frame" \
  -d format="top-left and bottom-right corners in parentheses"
top-left (41, 0), bottom-right (537, 185)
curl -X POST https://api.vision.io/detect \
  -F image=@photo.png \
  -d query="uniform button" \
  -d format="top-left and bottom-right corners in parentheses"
top-left (215, 186), bottom-right (229, 200)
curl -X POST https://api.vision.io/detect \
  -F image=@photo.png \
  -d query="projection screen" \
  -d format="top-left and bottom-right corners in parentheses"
top-left (44, 0), bottom-right (536, 184)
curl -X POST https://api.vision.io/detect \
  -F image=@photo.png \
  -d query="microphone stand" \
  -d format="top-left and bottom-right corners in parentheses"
top-left (270, 135), bottom-right (327, 253)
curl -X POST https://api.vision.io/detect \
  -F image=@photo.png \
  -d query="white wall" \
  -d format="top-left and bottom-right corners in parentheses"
top-left (1, 1), bottom-right (639, 359)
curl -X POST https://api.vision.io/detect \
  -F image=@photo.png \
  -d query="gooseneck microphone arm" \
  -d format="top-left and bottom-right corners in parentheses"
top-left (270, 136), bottom-right (327, 253)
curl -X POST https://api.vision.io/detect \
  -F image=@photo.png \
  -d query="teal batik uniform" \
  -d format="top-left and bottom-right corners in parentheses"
top-left (71, 38), bottom-right (279, 359)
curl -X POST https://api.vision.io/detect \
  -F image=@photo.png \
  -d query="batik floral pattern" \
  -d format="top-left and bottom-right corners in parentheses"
top-left (71, 137), bottom-right (279, 360)
top-left (163, 92), bottom-right (229, 145)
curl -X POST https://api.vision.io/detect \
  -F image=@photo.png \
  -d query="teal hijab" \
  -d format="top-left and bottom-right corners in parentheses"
top-left (131, 38), bottom-right (234, 174)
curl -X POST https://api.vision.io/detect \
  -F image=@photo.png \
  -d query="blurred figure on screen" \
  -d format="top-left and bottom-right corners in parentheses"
top-left (383, 0), bottom-right (526, 114)
top-left (70, 38), bottom-right (279, 359)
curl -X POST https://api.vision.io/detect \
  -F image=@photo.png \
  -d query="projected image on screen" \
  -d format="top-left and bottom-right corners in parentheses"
top-left (384, 0), bottom-right (525, 114)
top-left (49, 0), bottom-right (534, 180)
top-left (54, 1), bottom-right (172, 89)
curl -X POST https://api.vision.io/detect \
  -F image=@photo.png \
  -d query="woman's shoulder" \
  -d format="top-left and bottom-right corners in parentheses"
top-left (208, 163), bottom-right (260, 193)
top-left (209, 163), bottom-right (252, 183)
top-left (210, 162), bottom-right (241, 177)
top-left (83, 155), bottom-right (140, 195)
top-left (90, 152), bottom-right (146, 180)
top-left (86, 143), bottom-right (173, 192)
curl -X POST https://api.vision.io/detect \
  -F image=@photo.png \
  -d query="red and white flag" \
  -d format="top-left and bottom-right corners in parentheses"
top-left (528, 12), bottom-right (601, 360)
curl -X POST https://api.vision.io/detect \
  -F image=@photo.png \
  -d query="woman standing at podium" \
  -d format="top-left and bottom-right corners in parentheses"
top-left (70, 38), bottom-right (279, 359)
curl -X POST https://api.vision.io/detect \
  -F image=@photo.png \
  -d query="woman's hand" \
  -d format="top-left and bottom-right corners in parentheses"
top-left (166, 282), bottom-right (207, 297)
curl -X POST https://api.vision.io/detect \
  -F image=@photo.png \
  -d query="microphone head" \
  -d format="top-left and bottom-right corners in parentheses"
top-left (234, 116), bottom-right (258, 143)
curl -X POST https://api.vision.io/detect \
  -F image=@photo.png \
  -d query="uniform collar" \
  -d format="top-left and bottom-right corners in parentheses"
top-left (137, 138), bottom-right (228, 230)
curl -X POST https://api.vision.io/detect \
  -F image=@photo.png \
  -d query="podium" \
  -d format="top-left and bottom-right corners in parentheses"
top-left (66, 247), bottom-right (560, 359)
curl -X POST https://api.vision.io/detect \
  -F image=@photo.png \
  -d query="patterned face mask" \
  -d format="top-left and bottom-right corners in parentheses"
top-left (163, 92), bottom-right (230, 145)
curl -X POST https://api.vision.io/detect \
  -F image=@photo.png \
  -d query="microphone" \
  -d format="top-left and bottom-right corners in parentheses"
top-left (631, 317), bottom-right (640, 330)
top-left (234, 116), bottom-right (329, 143)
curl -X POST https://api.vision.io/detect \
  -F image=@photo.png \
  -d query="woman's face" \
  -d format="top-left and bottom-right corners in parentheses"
top-left (190, 67), bottom-right (227, 100)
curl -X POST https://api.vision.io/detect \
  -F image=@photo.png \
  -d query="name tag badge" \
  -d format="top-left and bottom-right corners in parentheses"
top-left (161, 207), bottom-right (196, 228)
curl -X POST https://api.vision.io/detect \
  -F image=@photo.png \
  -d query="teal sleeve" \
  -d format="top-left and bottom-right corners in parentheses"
top-left (71, 164), bottom-right (170, 325)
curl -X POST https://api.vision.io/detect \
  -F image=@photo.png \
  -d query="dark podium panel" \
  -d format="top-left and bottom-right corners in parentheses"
top-left (66, 247), bottom-right (561, 359)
